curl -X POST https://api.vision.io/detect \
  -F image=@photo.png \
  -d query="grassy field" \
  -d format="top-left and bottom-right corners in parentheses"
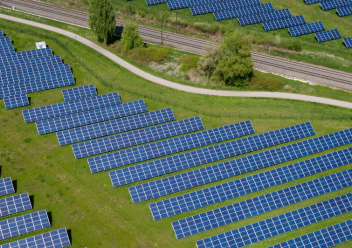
top-left (1, 18), bottom-right (352, 248)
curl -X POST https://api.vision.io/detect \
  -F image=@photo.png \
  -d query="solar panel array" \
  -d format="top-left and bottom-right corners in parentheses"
top-left (214, 3), bottom-right (274, 21)
top-left (72, 117), bottom-right (204, 159)
top-left (189, 0), bottom-right (261, 15)
top-left (145, 0), bottom-right (166, 6)
top-left (62, 84), bottom-right (97, 102)
top-left (35, 100), bottom-right (147, 134)
top-left (268, 219), bottom-right (352, 248)
top-left (321, 0), bottom-right (352, 10)
top-left (315, 29), bottom-right (341, 42)
top-left (289, 21), bottom-right (325, 37)
top-left (0, 228), bottom-right (71, 248)
top-left (22, 92), bottom-right (121, 123)
top-left (90, 119), bottom-right (253, 173)
top-left (0, 193), bottom-right (32, 218)
top-left (0, 210), bottom-right (50, 240)
top-left (0, 48), bottom-right (52, 64)
top-left (149, 131), bottom-right (352, 220)
top-left (56, 108), bottom-right (175, 146)
top-left (337, 5), bottom-right (352, 16)
top-left (345, 37), bottom-right (352, 48)
top-left (238, 9), bottom-right (292, 26)
top-left (173, 169), bottom-right (352, 239)
top-left (263, 16), bottom-right (306, 31)
top-left (196, 192), bottom-right (352, 248)
top-left (3, 93), bottom-right (29, 109)
top-left (127, 122), bottom-right (314, 203)
top-left (0, 178), bottom-right (14, 197)
top-left (305, 0), bottom-right (327, 4)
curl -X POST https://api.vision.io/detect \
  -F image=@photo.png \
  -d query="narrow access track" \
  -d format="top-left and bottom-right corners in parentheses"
top-left (1, 0), bottom-right (352, 91)
top-left (2, 14), bottom-right (352, 109)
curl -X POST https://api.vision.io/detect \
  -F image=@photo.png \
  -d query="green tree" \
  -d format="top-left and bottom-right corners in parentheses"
top-left (88, 0), bottom-right (116, 43)
top-left (120, 21), bottom-right (143, 52)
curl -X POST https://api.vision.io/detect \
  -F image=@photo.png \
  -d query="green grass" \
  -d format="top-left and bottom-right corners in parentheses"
top-left (1, 17), bottom-right (352, 248)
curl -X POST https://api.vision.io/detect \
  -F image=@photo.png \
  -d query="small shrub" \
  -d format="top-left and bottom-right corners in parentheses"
top-left (69, 1), bottom-right (75, 5)
top-left (136, 10), bottom-right (146, 18)
top-left (287, 40), bottom-right (303, 52)
top-left (179, 55), bottom-right (200, 72)
top-left (122, 5), bottom-right (135, 15)
top-left (193, 22), bottom-right (219, 34)
top-left (249, 75), bottom-right (284, 90)
top-left (130, 47), bottom-right (169, 64)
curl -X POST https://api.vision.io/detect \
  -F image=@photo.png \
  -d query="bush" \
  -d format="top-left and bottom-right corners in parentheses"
top-left (193, 22), bottom-right (219, 34)
top-left (136, 10), bottom-right (146, 18)
top-left (130, 47), bottom-right (169, 64)
top-left (287, 40), bottom-right (303, 52)
top-left (179, 55), bottom-right (200, 72)
top-left (120, 21), bottom-right (143, 52)
top-left (122, 4), bottom-right (135, 15)
top-left (249, 75), bottom-right (284, 90)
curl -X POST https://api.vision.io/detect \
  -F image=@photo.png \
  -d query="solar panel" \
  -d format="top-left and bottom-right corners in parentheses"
top-left (0, 48), bottom-right (52, 64)
top-left (263, 15), bottom-right (306, 31)
top-left (0, 193), bottom-right (32, 218)
top-left (268, 219), bottom-right (352, 248)
top-left (174, 169), bottom-right (352, 239)
top-left (3, 93), bottom-right (29, 109)
top-left (0, 228), bottom-right (71, 248)
top-left (0, 178), bottom-right (14, 197)
top-left (189, 0), bottom-right (261, 15)
top-left (0, 36), bottom-right (10, 43)
top-left (315, 29), bottom-right (341, 42)
top-left (62, 84), bottom-right (97, 102)
top-left (214, 3), bottom-right (274, 21)
top-left (321, 0), bottom-right (352, 10)
top-left (289, 21), bottom-right (325, 37)
top-left (145, 0), bottom-right (166, 6)
top-left (36, 100), bottom-right (147, 135)
top-left (117, 122), bottom-right (313, 189)
top-left (23, 92), bottom-right (121, 123)
top-left (196, 192), bottom-right (352, 248)
top-left (0, 46), bottom-right (15, 56)
top-left (337, 5), bottom-right (352, 16)
top-left (305, 0), bottom-right (328, 4)
top-left (56, 108), bottom-right (175, 146)
top-left (238, 9), bottom-right (291, 26)
top-left (90, 120), bottom-right (253, 173)
top-left (149, 130), bottom-right (352, 220)
top-left (0, 210), bottom-right (50, 241)
top-left (344, 37), bottom-right (352, 48)
top-left (0, 74), bottom-right (75, 98)
top-left (72, 117), bottom-right (202, 159)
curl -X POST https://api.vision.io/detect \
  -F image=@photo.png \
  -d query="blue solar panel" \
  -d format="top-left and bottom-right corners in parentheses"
top-left (149, 130), bottom-right (352, 220)
top-left (0, 228), bottom-right (71, 248)
top-left (0, 178), bottom-right (14, 197)
top-left (189, 0), bottom-right (261, 15)
top-left (0, 210), bottom-right (50, 241)
top-left (56, 108), bottom-right (175, 146)
top-left (321, 0), bottom-right (352, 10)
top-left (0, 193), bottom-right (32, 218)
top-left (23, 92), bottom-right (121, 123)
top-left (269, 219), bottom-right (352, 248)
top-left (167, 0), bottom-right (208, 11)
top-left (36, 100), bottom-right (147, 134)
top-left (263, 15), bottom-right (306, 31)
top-left (173, 169), bottom-right (352, 239)
top-left (315, 29), bottom-right (341, 42)
top-left (196, 192), bottom-right (352, 248)
top-left (289, 21), bottom-right (325, 37)
top-left (62, 84), bottom-right (97, 102)
top-left (127, 123), bottom-right (315, 203)
top-left (0, 46), bottom-right (15, 56)
top-left (337, 5), bottom-right (352, 16)
top-left (145, 0), bottom-right (165, 5)
top-left (238, 9), bottom-right (291, 26)
top-left (305, 0), bottom-right (328, 4)
top-left (91, 120), bottom-right (253, 173)
top-left (344, 37), bottom-right (352, 48)
top-left (0, 55), bottom-right (61, 72)
top-left (3, 93), bottom-right (29, 109)
top-left (73, 117), bottom-right (203, 159)
top-left (0, 48), bottom-right (52, 64)
top-left (0, 75), bottom-right (75, 98)
top-left (214, 3), bottom-right (274, 21)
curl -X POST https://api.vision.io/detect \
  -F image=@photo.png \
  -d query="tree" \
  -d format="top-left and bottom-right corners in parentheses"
top-left (198, 32), bottom-right (253, 86)
top-left (120, 21), bottom-right (143, 52)
top-left (88, 0), bottom-right (116, 43)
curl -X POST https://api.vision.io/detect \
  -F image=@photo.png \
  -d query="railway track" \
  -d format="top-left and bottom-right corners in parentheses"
top-left (1, 0), bottom-right (352, 90)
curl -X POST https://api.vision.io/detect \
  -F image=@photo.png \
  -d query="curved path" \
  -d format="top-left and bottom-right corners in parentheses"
top-left (2, 13), bottom-right (352, 109)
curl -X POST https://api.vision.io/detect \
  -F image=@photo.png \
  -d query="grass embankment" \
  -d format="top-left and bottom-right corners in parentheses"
top-left (0, 18), bottom-right (352, 248)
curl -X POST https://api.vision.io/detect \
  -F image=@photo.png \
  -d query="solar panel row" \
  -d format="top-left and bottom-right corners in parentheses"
top-left (190, 0), bottom-right (261, 15)
top-left (0, 228), bottom-right (71, 248)
top-left (62, 84), bottom-right (97, 102)
top-left (173, 169), bottom-right (352, 239)
top-left (196, 192), bottom-right (352, 248)
top-left (269, 219), bottom-right (352, 248)
top-left (145, 0), bottom-right (166, 6)
top-left (0, 178), bottom-right (14, 197)
top-left (22, 92), bottom-right (121, 123)
top-left (36, 100), bottom-right (147, 134)
top-left (315, 29), bottom-right (341, 42)
top-left (0, 46), bottom-right (15, 56)
top-left (3, 93), bottom-right (29, 109)
top-left (149, 131), bottom-right (352, 220)
top-left (0, 48), bottom-right (52, 64)
top-left (214, 3), bottom-right (274, 21)
top-left (127, 122), bottom-right (315, 203)
top-left (321, 0), bottom-right (352, 10)
top-left (263, 15), bottom-right (306, 31)
top-left (289, 21), bottom-right (325, 37)
top-left (56, 108), bottom-right (175, 146)
top-left (238, 9), bottom-right (291, 26)
top-left (0, 193), bottom-right (32, 218)
top-left (305, 0), bottom-right (328, 4)
top-left (72, 117), bottom-right (204, 159)
top-left (344, 37), bottom-right (352, 48)
top-left (337, 5), bottom-right (352, 16)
